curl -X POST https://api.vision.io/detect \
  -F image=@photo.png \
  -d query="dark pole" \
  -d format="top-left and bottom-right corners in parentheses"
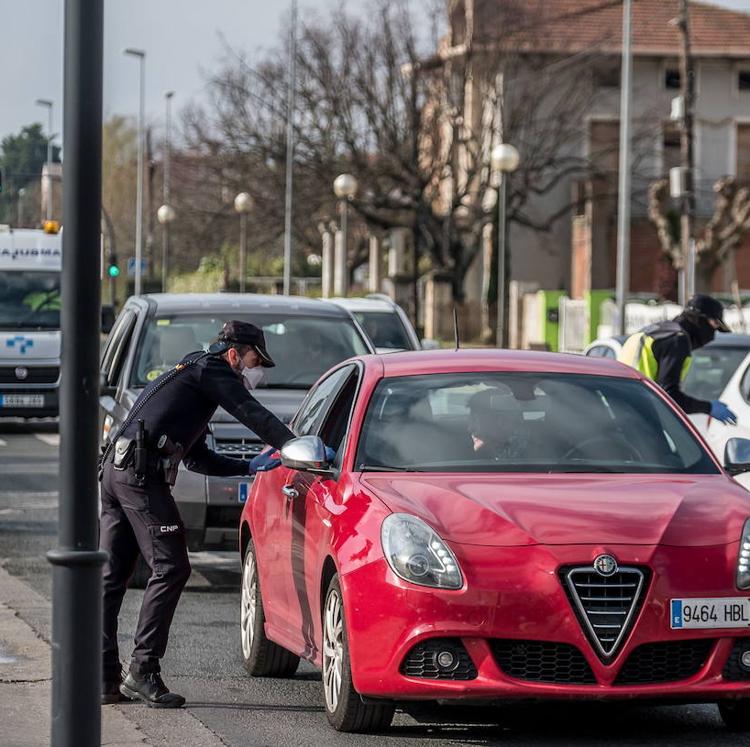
top-left (47, 1), bottom-right (107, 746)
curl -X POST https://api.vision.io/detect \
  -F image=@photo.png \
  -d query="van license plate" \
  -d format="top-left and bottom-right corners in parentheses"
top-left (0, 394), bottom-right (44, 408)
top-left (671, 598), bottom-right (750, 629)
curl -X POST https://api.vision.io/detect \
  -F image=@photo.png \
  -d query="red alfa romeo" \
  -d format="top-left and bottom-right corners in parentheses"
top-left (238, 350), bottom-right (750, 732)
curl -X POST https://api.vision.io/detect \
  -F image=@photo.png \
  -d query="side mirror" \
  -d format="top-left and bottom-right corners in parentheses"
top-left (420, 338), bottom-right (440, 350)
top-left (725, 438), bottom-right (750, 476)
top-left (280, 435), bottom-right (332, 474)
top-left (101, 305), bottom-right (115, 334)
top-left (99, 371), bottom-right (116, 399)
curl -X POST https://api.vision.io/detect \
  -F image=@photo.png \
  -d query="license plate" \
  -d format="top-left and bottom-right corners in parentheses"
top-left (0, 394), bottom-right (44, 408)
top-left (671, 598), bottom-right (750, 629)
top-left (238, 482), bottom-right (250, 503)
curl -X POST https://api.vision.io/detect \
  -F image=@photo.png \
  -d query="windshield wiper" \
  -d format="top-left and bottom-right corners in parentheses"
top-left (358, 464), bottom-right (424, 473)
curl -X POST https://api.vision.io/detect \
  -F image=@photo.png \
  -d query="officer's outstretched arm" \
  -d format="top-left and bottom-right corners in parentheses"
top-left (200, 357), bottom-right (295, 450)
top-left (182, 429), bottom-right (249, 477)
top-left (654, 334), bottom-right (711, 415)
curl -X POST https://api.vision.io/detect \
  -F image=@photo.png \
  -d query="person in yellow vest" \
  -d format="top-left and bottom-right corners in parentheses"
top-left (618, 294), bottom-right (737, 424)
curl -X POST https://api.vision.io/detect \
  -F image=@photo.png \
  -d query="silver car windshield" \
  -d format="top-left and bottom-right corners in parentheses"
top-left (353, 311), bottom-right (412, 350)
top-left (131, 313), bottom-right (370, 388)
top-left (355, 372), bottom-right (718, 474)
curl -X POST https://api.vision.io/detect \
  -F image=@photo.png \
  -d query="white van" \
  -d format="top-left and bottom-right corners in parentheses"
top-left (0, 225), bottom-right (62, 418)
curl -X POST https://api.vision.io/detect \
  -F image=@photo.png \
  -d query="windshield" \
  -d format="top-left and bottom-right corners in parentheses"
top-left (0, 271), bottom-right (61, 330)
top-left (131, 313), bottom-right (370, 388)
top-left (353, 311), bottom-right (412, 350)
top-left (356, 372), bottom-right (718, 474)
top-left (683, 346), bottom-right (748, 401)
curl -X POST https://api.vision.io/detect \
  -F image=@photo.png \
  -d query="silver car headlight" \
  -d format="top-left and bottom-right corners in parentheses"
top-left (738, 519), bottom-right (750, 590)
top-left (381, 513), bottom-right (463, 590)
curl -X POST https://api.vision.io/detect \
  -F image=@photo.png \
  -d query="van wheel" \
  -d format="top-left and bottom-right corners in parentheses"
top-left (241, 539), bottom-right (299, 677)
top-left (322, 575), bottom-right (394, 732)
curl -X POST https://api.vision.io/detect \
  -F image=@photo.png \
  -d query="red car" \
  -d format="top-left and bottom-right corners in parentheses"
top-left (239, 350), bottom-right (750, 733)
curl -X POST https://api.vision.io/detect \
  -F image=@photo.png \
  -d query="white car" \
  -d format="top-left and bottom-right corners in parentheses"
top-left (329, 295), bottom-right (437, 353)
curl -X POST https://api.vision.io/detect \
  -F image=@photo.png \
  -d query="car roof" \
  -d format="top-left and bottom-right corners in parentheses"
top-left (359, 349), bottom-right (640, 379)
top-left (134, 293), bottom-right (353, 318)
top-left (329, 297), bottom-right (396, 313)
top-left (706, 333), bottom-right (750, 349)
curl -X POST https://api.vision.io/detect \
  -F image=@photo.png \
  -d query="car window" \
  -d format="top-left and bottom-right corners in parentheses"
top-left (293, 365), bottom-right (354, 437)
top-left (586, 345), bottom-right (616, 359)
top-left (354, 311), bottom-right (412, 350)
top-left (0, 271), bottom-right (61, 331)
top-left (130, 313), bottom-right (369, 387)
top-left (355, 372), bottom-right (718, 474)
top-left (318, 370), bottom-right (360, 467)
top-left (101, 309), bottom-right (136, 387)
top-left (683, 346), bottom-right (748, 402)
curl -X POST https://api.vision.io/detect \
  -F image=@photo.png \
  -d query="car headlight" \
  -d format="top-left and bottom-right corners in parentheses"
top-left (738, 519), bottom-right (750, 590)
top-left (381, 513), bottom-right (463, 590)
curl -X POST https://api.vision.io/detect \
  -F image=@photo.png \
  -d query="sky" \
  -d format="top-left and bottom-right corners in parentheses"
top-left (1, 0), bottom-right (750, 147)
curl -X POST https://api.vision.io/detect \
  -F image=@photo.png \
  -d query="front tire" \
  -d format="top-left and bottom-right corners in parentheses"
top-left (240, 539), bottom-right (299, 677)
top-left (322, 575), bottom-right (394, 732)
top-left (719, 701), bottom-right (750, 731)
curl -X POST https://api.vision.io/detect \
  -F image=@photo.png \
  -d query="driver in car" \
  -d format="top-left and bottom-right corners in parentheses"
top-left (467, 389), bottom-right (529, 461)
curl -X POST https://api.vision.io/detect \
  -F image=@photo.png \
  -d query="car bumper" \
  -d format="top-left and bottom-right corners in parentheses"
top-left (341, 543), bottom-right (750, 702)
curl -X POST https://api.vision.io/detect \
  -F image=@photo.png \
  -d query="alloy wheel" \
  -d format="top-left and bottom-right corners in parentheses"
top-left (322, 588), bottom-right (344, 713)
top-left (240, 550), bottom-right (257, 659)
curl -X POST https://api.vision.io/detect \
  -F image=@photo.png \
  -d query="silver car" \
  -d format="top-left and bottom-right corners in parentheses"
top-left (99, 293), bottom-right (373, 552)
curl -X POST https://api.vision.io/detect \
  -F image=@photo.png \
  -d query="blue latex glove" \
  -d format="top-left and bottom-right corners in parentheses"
top-left (248, 449), bottom-right (282, 474)
top-left (710, 400), bottom-right (738, 426)
top-left (324, 446), bottom-right (336, 464)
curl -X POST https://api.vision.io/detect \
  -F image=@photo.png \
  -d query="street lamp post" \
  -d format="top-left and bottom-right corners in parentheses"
top-left (333, 173), bottom-right (358, 297)
top-left (158, 91), bottom-right (175, 293)
top-left (234, 192), bottom-right (253, 292)
top-left (490, 143), bottom-right (520, 348)
top-left (35, 98), bottom-right (54, 221)
top-left (124, 48), bottom-right (145, 295)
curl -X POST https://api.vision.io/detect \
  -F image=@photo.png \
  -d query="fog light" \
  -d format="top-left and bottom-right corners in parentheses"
top-left (437, 650), bottom-right (456, 669)
top-left (740, 650), bottom-right (750, 670)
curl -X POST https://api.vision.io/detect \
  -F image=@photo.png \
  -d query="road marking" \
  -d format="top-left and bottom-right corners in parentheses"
top-left (34, 434), bottom-right (60, 447)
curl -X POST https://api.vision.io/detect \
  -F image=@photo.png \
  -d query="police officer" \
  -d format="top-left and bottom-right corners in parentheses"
top-left (100, 321), bottom-right (296, 707)
top-left (618, 294), bottom-right (738, 424)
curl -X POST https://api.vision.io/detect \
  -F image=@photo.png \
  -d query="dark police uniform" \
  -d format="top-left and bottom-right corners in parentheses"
top-left (100, 321), bottom-right (294, 706)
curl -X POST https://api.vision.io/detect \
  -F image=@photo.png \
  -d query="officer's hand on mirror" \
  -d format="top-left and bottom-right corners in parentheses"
top-left (710, 400), bottom-right (738, 425)
top-left (324, 445), bottom-right (336, 464)
top-left (248, 449), bottom-right (282, 474)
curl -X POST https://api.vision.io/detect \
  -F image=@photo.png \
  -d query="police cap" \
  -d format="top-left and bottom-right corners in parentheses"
top-left (217, 320), bottom-right (276, 367)
top-left (685, 294), bottom-right (730, 332)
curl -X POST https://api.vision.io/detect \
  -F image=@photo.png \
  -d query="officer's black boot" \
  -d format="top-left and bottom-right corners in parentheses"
top-left (120, 667), bottom-right (185, 708)
top-left (102, 679), bottom-right (127, 705)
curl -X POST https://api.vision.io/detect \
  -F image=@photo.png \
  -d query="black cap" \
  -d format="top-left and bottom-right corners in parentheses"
top-left (217, 320), bottom-right (275, 367)
top-left (685, 294), bottom-right (730, 332)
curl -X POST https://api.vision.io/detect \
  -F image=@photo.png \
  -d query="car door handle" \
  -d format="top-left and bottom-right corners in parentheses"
top-left (282, 485), bottom-right (299, 501)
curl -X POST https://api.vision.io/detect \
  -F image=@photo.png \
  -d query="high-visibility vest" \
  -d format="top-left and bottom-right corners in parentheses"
top-left (617, 324), bottom-right (693, 382)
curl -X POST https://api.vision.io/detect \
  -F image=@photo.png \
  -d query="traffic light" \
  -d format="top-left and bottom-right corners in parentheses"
top-left (107, 255), bottom-right (120, 278)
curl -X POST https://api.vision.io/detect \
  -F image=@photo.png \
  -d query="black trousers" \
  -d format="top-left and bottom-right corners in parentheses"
top-left (100, 460), bottom-right (191, 681)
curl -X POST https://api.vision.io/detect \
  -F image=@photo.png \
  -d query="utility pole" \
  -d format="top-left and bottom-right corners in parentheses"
top-left (677, 0), bottom-right (695, 304)
top-left (48, 1), bottom-right (107, 745)
top-left (615, 0), bottom-right (633, 335)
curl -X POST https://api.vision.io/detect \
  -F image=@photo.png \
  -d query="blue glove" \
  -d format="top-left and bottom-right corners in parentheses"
top-left (710, 400), bottom-right (738, 425)
top-left (324, 446), bottom-right (336, 464)
top-left (248, 448), bottom-right (282, 474)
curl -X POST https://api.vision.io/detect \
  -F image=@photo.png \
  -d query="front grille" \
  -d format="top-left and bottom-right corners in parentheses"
top-left (214, 437), bottom-right (263, 457)
top-left (723, 639), bottom-right (750, 681)
top-left (491, 640), bottom-right (596, 684)
top-left (561, 565), bottom-right (649, 660)
top-left (401, 638), bottom-right (477, 680)
top-left (0, 366), bottom-right (59, 384)
top-left (615, 639), bottom-right (714, 685)
top-left (205, 505), bottom-right (242, 528)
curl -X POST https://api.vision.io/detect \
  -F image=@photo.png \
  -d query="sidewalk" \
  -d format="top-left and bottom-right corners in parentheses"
top-left (0, 565), bottom-right (225, 747)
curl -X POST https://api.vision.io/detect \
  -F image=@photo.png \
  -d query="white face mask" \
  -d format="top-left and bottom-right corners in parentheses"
top-left (242, 366), bottom-right (266, 391)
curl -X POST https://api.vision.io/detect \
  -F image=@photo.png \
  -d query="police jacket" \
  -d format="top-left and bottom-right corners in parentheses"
top-left (617, 318), bottom-right (711, 415)
top-left (119, 351), bottom-right (295, 476)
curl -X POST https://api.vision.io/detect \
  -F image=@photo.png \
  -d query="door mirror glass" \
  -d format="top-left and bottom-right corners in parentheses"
top-left (725, 438), bottom-right (750, 476)
top-left (99, 370), bottom-right (116, 398)
top-left (101, 305), bottom-right (116, 334)
top-left (280, 435), bottom-right (330, 473)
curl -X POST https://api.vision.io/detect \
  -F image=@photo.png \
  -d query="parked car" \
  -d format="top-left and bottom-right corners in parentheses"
top-left (583, 336), bottom-right (626, 359)
top-left (330, 294), bottom-right (437, 353)
top-left (239, 348), bottom-right (750, 733)
top-left (99, 293), bottom-right (373, 554)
